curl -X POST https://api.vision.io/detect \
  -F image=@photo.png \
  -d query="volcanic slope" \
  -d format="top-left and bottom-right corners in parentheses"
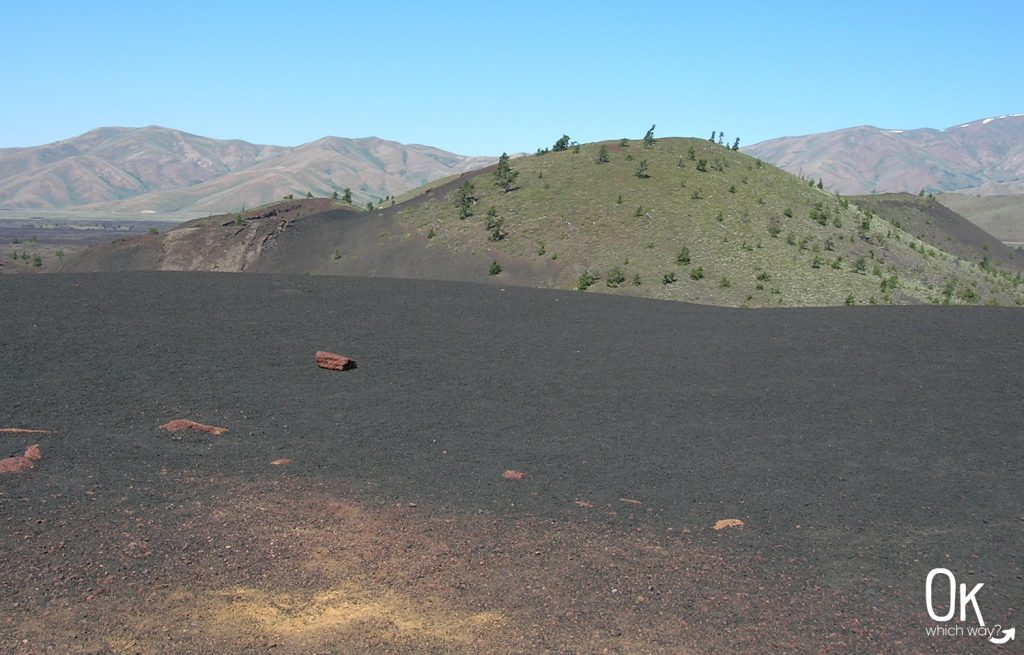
top-left (937, 193), bottom-right (1024, 244)
top-left (59, 137), bottom-right (1024, 307)
top-left (1, 272), bottom-right (1021, 654)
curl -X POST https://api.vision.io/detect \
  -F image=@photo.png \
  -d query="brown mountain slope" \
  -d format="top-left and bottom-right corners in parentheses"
top-left (745, 115), bottom-right (1024, 195)
top-left (0, 127), bottom-right (494, 213)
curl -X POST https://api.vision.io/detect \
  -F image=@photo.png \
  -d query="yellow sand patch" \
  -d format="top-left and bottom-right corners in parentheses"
top-left (208, 582), bottom-right (504, 645)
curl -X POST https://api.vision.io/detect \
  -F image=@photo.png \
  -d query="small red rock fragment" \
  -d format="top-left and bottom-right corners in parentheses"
top-left (713, 518), bottom-right (745, 531)
top-left (0, 444), bottom-right (41, 474)
top-left (270, 458), bottom-right (291, 466)
top-left (159, 419), bottom-right (228, 435)
top-left (574, 499), bottom-right (593, 509)
top-left (316, 351), bottom-right (357, 371)
top-left (502, 470), bottom-right (526, 480)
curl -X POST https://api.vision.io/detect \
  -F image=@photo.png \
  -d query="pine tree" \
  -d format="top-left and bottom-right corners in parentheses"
top-left (596, 145), bottom-right (610, 163)
top-left (454, 181), bottom-right (477, 219)
top-left (552, 134), bottom-right (571, 151)
top-left (732, 138), bottom-right (740, 151)
top-left (635, 160), bottom-right (650, 178)
top-left (494, 153), bottom-right (519, 192)
top-left (342, 188), bottom-right (353, 203)
top-left (643, 124), bottom-right (656, 147)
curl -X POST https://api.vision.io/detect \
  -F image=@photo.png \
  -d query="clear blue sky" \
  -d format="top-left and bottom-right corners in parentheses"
top-left (2, 1), bottom-right (1022, 155)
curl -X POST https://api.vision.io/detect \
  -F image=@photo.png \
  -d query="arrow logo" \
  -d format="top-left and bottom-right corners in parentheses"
top-left (990, 626), bottom-right (1015, 645)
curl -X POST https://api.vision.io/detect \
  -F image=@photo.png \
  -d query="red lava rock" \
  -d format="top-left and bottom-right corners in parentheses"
top-left (502, 470), bottom-right (526, 480)
top-left (713, 518), bottom-right (745, 531)
top-left (270, 458), bottom-right (291, 466)
top-left (0, 444), bottom-right (41, 474)
top-left (159, 419), bottom-right (228, 435)
top-left (316, 351), bottom-right (357, 371)
top-left (574, 499), bottom-right (593, 509)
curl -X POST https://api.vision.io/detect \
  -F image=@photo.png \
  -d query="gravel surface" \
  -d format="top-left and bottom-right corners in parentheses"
top-left (1, 272), bottom-right (1021, 653)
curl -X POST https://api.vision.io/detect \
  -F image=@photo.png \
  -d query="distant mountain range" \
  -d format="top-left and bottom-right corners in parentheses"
top-left (745, 115), bottom-right (1024, 195)
top-left (0, 126), bottom-right (495, 213)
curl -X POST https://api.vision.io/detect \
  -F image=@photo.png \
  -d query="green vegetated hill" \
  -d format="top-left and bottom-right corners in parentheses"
top-left (57, 135), bottom-right (1024, 307)
top-left (390, 137), bottom-right (1024, 306)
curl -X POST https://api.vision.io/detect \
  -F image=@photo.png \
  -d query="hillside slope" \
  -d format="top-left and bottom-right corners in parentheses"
top-left (745, 115), bottom-right (1024, 195)
top-left (0, 127), bottom-right (494, 212)
top-left (59, 137), bottom-right (1024, 307)
top-left (936, 193), bottom-right (1024, 244)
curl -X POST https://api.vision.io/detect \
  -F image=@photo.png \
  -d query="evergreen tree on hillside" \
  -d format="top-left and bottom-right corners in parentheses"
top-left (454, 181), bottom-right (478, 219)
top-left (552, 134), bottom-right (571, 151)
top-left (494, 153), bottom-right (519, 192)
top-left (596, 145), bottom-right (610, 163)
top-left (710, 131), bottom-right (716, 142)
top-left (342, 188), bottom-right (353, 203)
top-left (643, 124), bottom-right (656, 148)
top-left (732, 138), bottom-right (740, 151)
top-left (635, 159), bottom-right (650, 178)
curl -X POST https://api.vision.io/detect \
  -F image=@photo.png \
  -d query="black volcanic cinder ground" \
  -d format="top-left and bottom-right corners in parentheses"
top-left (1, 272), bottom-right (1021, 654)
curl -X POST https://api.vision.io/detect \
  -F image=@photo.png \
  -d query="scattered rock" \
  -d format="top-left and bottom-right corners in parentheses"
top-left (270, 458), bottom-right (291, 466)
top-left (502, 470), bottom-right (526, 480)
top-left (159, 419), bottom-right (228, 435)
top-left (574, 499), bottom-right (593, 509)
top-left (713, 518), bottom-right (745, 531)
top-left (316, 351), bottom-right (357, 371)
top-left (0, 428), bottom-right (50, 434)
top-left (619, 498), bottom-right (642, 505)
top-left (0, 444), bottom-right (41, 474)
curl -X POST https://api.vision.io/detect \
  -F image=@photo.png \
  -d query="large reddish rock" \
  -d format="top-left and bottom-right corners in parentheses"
top-left (316, 351), bottom-right (357, 371)
top-left (0, 444), bottom-right (41, 474)
top-left (159, 419), bottom-right (228, 435)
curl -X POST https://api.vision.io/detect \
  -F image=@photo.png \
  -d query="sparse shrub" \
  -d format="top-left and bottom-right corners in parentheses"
top-left (488, 260), bottom-right (502, 276)
top-left (677, 247), bottom-right (691, 265)
top-left (635, 206), bottom-right (644, 217)
top-left (831, 257), bottom-right (843, 270)
top-left (786, 232), bottom-right (797, 246)
top-left (687, 146), bottom-right (696, 161)
top-left (662, 271), bottom-right (677, 285)
top-left (616, 194), bottom-right (623, 204)
top-left (577, 270), bottom-right (600, 291)
top-left (537, 242), bottom-right (546, 256)
top-left (690, 190), bottom-right (701, 200)
top-left (597, 145), bottom-right (610, 163)
top-left (767, 216), bottom-right (782, 237)
top-left (845, 294), bottom-right (856, 305)
top-left (696, 159), bottom-right (707, 172)
top-left (854, 256), bottom-right (868, 274)
top-left (811, 256), bottom-right (824, 269)
top-left (728, 185), bottom-right (736, 193)
top-left (55, 250), bottom-right (64, 259)
top-left (234, 214), bottom-right (243, 226)
top-left (426, 228), bottom-right (435, 240)
top-left (633, 274), bottom-right (642, 286)
top-left (635, 160), bottom-right (650, 178)
top-left (756, 271), bottom-right (771, 281)
top-left (880, 275), bottom-right (899, 293)
top-left (626, 153), bottom-right (634, 161)
top-left (333, 249), bottom-right (342, 260)
top-left (148, 227), bottom-right (158, 235)
top-left (824, 238), bottom-right (836, 251)
top-left (619, 138), bottom-right (629, 147)
top-left (690, 267), bottom-right (704, 281)
top-left (32, 255), bottom-right (41, 267)
top-left (720, 276), bottom-right (731, 288)
top-left (366, 202), bottom-right (374, 211)
top-left (606, 266), bottom-right (626, 288)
